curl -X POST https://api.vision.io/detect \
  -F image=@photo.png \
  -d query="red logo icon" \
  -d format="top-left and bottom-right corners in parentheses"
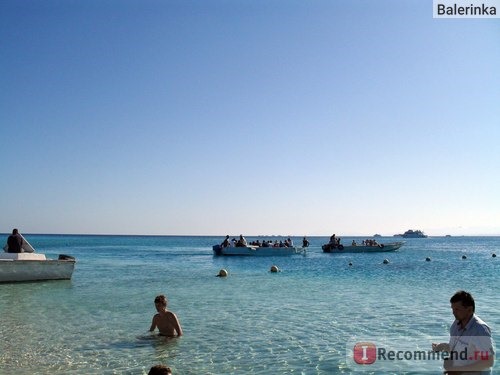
top-left (353, 342), bottom-right (377, 365)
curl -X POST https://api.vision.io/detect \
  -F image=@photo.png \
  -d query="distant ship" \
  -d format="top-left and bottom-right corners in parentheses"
top-left (373, 234), bottom-right (382, 237)
top-left (394, 229), bottom-right (428, 238)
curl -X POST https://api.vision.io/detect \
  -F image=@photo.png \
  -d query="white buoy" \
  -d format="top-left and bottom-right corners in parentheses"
top-left (270, 265), bottom-right (280, 273)
top-left (216, 269), bottom-right (228, 277)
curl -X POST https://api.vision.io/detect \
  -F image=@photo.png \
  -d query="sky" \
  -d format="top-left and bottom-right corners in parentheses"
top-left (1, 0), bottom-right (499, 236)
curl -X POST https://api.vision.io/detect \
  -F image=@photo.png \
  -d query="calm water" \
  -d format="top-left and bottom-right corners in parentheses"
top-left (0, 235), bottom-right (498, 374)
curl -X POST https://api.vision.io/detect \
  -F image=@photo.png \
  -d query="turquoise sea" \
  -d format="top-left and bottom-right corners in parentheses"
top-left (0, 235), bottom-right (498, 374)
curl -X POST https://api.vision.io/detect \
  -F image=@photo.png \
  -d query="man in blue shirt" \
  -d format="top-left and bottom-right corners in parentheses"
top-left (433, 290), bottom-right (495, 374)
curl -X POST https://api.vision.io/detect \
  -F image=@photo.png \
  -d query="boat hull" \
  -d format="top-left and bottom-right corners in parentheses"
top-left (213, 244), bottom-right (305, 256)
top-left (322, 242), bottom-right (404, 253)
top-left (0, 253), bottom-right (75, 283)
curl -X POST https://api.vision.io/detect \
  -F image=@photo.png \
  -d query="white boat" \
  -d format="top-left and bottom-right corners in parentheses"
top-left (0, 252), bottom-right (75, 282)
top-left (1, 236), bottom-right (75, 282)
top-left (213, 244), bottom-right (306, 256)
top-left (322, 242), bottom-right (404, 253)
top-left (394, 229), bottom-right (428, 238)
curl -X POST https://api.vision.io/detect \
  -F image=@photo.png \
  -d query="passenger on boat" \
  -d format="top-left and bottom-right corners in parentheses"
top-left (285, 237), bottom-right (293, 247)
top-left (329, 234), bottom-right (336, 245)
top-left (221, 235), bottom-right (230, 248)
top-left (302, 237), bottom-right (310, 247)
top-left (352, 240), bottom-right (357, 246)
top-left (262, 240), bottom-right (270, 248)
top-left (7, 228), bottom-right (23, 253)
top-left (236, 235), bottom-right (247, 247)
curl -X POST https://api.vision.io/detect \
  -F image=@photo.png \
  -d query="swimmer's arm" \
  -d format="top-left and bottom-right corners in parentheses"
top-left (149, 315), bottom-right (158, 332)
top-left (172, 313), bottom-right (183, 336)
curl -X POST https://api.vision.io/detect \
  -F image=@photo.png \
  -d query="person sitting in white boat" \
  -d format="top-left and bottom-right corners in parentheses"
top-left (364, 239), bottom-right (376, 246)
top-left (221, 235), bottom-right (230, 248)
top-left (285, 237), bottom-right (293, 247)
top-left (329, 234), bottom-right (336, 245)
top-left (6, 228), bottom-right (24, 253)
top-left (236, 235), bottom-right (247, 247)
top-left (351, 240), bottom-right (357, 246)
top-left (261, 240), bottom-right (270, 248)
top-left (302, 237), bottom-right (309, 247)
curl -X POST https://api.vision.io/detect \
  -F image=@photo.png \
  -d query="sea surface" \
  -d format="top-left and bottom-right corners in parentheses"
top-left (0, 235), bottom-right (498, 374)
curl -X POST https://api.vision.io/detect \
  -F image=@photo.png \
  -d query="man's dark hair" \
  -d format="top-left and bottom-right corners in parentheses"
top-left (450, 290), bottom-right (475, 312)
top-left (148, 364), bottom-right (172, 375)
top-left (12, 228), bottom-right (18, 235)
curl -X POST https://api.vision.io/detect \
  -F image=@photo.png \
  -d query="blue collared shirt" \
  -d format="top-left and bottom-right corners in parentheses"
top-left (449, 314), bottom-right (495, 375)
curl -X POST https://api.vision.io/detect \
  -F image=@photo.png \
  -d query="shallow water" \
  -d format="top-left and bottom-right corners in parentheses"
top-left (0, 235), bottom-right (498, 374)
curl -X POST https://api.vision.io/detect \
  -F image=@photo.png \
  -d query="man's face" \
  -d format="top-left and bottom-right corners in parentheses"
top-left (451, 301), bottom-right (472, 322)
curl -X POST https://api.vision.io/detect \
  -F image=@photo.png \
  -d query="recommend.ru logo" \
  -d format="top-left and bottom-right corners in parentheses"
top-left (353, 342), bottom-right (377, 365)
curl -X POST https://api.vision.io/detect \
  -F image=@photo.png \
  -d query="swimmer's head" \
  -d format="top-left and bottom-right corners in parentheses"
top-left (154, 295), bottom-right (167, 307)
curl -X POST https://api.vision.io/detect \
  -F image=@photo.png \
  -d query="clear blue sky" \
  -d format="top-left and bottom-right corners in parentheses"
top-left (1, 0), bottom-right (499, 236)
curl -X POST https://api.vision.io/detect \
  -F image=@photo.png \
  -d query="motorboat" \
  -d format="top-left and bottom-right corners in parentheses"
top-left (1, 235), bottom-right (75, 282)
top-left (0, 252), bottom-right (76, 282)
top-left (213, 244), bottom-right (306, 256)
top-left (322, 242), bottom-right (404, 253)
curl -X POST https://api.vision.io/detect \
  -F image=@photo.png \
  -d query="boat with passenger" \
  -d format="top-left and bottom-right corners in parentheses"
top-left (213, 235), bottom-right (306, 256)
top-left (213, 244), bottom-right (306, 256)
top-left (322, 241), bottom-right (404, 253)
top-left (1, 234), bottom-right (75, 283)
